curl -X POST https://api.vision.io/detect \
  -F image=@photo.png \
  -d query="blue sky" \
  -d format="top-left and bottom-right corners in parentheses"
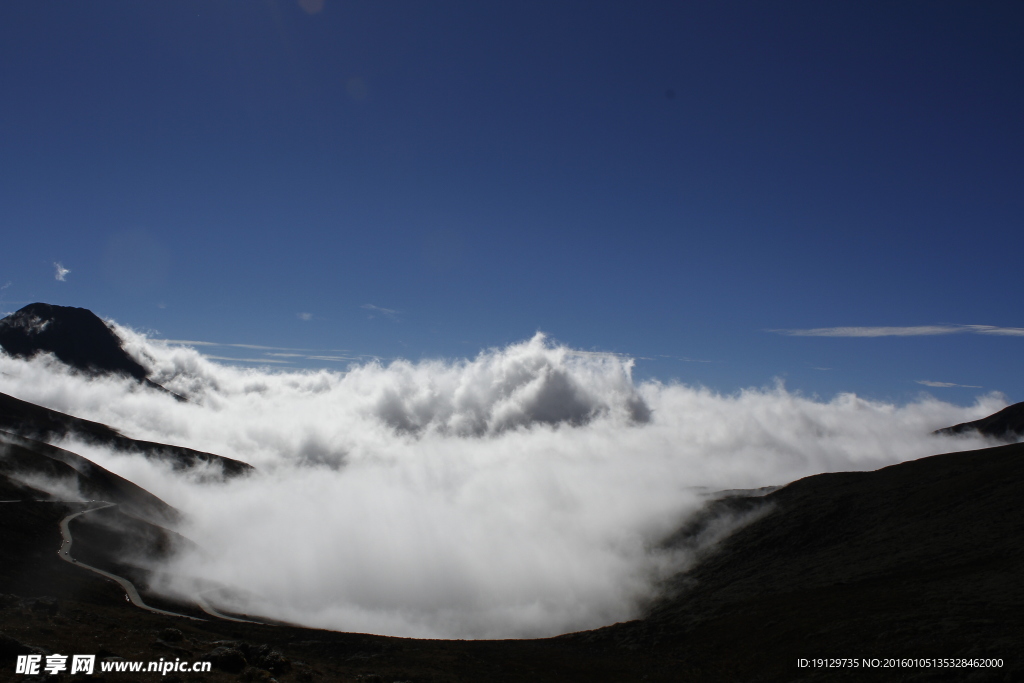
top-left (1, 0), bottom-right (1022, 403)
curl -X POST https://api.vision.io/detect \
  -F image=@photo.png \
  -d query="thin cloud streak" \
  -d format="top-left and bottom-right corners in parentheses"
top-left (204, 355), bottom-right (293, 364)
top-left (916, 380), bottom-right (983, 388)
top-left (362, 303), bottom-right (400, 320)
top-left (659, 354), bottom-right (714, 363)
top-left (975, 326), bottom-right (1024, 336)
top-left (771, 324), bottom-right (1024, 337)
top-left (153, 338), bottom-right (366, 365)
top-left (159, 339), bottom-right (311, 351)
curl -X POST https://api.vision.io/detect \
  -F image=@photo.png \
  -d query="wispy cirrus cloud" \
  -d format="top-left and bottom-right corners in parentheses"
top-left (54, 262), bottom-right (70, 281)
top-left (160, 340), bottom-right (308, 351)
top-left (297, 312), bottom-right (313, 321)
top-left (916, 380), bottom-right (982, 389)
top-left (771, 324), bottom-right (1024, 337)
top-left (147, 337), bottom-right (367, 365)
top-left (204, 355), bottom-right (293, 364)
top-left (658, 354), bottom-right (714, 363)
top-left (361, 303), bottom-right (400, 321)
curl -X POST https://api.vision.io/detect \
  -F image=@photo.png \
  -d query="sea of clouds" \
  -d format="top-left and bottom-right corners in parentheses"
top-left (0, 327), bottom-right (1005, 638)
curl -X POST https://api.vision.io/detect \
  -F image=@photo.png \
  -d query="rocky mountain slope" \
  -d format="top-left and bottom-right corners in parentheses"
top-left (0, 391), bottom-right (252, 478)
top-left (0, 303), bottom-right (182, 399)
top-left (935, 401), bottom-right (1024, 440)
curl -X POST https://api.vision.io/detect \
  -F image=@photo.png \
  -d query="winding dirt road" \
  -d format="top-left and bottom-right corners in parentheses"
top-left (194, 592), bottom-right (261, 624)
top-left (55, 500), bottom-right (263, 623)
top-left (57, 501), bottom-right (202, 620)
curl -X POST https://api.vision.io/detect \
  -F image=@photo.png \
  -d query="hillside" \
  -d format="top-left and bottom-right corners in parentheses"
top-left (1, 433), bottom-right (1020, 680)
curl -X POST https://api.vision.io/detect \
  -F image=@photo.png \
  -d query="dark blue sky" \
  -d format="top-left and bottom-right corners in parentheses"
top-left (2, 0), bottom-right (1022, 402)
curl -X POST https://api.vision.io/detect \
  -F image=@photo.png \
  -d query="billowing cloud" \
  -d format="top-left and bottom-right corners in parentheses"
top-left (53, 262), bottom-right (70, 281)
top-left (0, 330), bottom-right (1005, 639)
top-left (771, 324), bottom-right (1024, 337)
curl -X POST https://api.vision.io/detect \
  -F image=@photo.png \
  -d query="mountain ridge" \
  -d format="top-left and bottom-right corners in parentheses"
top-left (934, 401), bottom-right (1024, 440)
top-left (0, 390), bottom-right (252, 478)
top-left (0, 303), bottom-right (184, 400)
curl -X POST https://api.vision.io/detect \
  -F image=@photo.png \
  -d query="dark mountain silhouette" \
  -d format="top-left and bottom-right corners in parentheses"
top-left (0, 302), bottom-right (249, 475)
top-left (0, 391), bottom-right (252, 477)
top-left (0, 303), bottom-right (147, 379)
top-left (0, 303), bottom-right (182, 399)
top-left (0, 430), bottom-right (177, 525)
top-left (578, 439), bottom-right (1024, 680)
top-left (935, 401), bottom-right (1024, 440)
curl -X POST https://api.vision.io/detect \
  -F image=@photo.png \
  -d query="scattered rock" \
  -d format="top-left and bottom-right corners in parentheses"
top-left (159, 627), bottom-right (184, 642)
top-left (0, 632), bottom-right (47, 658)
top-left (240, 666), bottom-right (277, 682)
top-left (154, 638), bottom-right (193, 655)
top-left (203, 645), bottom-right (248, 673)
top-left (30, 596), bottom-right (58, 616)
top-left (238, 642), bottom-right (291, 675)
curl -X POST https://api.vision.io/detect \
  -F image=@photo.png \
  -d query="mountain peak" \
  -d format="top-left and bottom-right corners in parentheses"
top-left (935, 401), bottom-right (1024, 440)
top-left (0, 303), bottom-right (149, 381)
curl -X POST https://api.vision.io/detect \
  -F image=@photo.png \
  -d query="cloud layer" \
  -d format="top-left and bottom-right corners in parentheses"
top-left (771, 324), bottom-right (1024, 337)
top-left (0, 329), bottom-right (1006, 638)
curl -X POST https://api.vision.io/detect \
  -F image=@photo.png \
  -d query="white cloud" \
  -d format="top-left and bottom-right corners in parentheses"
top-left (968, 325), bottom-right (1024, 336)
top-left (772, 324), bottom-right (1024, 337)
top-left (916, 380), bottom-right (982, 388)
top-left (361, 303), bottom-right (400, 320)
top-left (202, 355), bottom-right (293, 364)
top-left (53, 262), bottom-right (70, 281)
top-left (159, 340), bottom-right (308, 351)
top-left (150, 338), bottom-right (363, 365)
top-left (0, 330), bottom-right (1005, 640)
top-left (297, 312), bottom-right (313, 321)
